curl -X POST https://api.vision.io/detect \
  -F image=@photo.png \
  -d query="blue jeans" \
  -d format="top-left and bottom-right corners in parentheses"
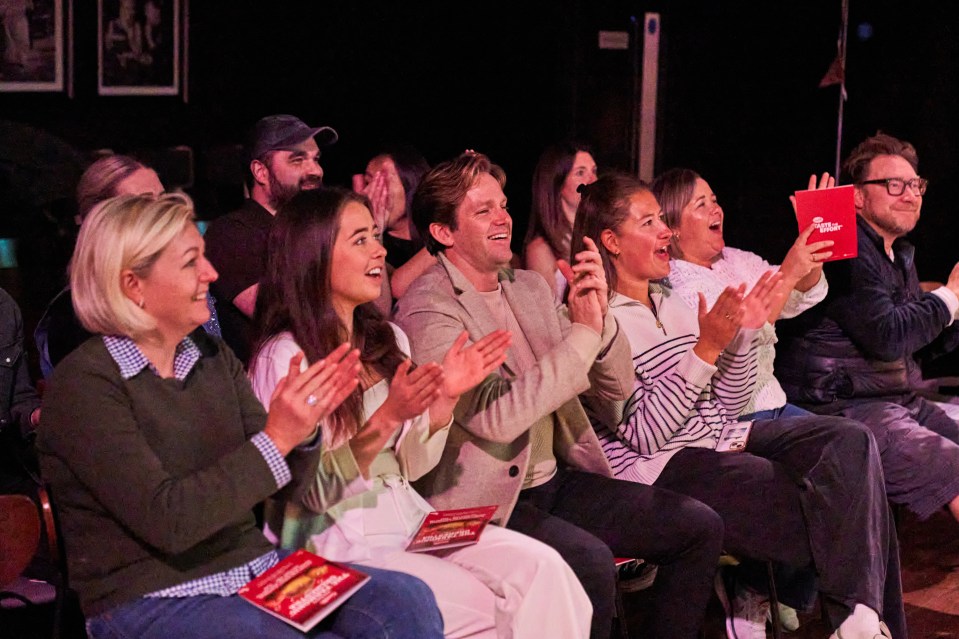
top-left (740, 402), bottom-right (811, 421)
top-left (86, 564), bottom-right (443, 639)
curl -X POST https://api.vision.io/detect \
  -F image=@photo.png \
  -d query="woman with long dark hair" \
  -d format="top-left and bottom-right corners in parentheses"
top-left (523, 141), bottom-right (597, 303)
top-left (249, 187), bottom-right (592, 638)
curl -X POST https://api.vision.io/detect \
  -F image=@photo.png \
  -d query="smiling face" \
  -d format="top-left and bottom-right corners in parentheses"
top-left (257, 138), bottom-right (324, 211)
top-left (329, 201), bottom-right (386, 322)
top-left (137, 223), bottom-right (217, 342)
top-left (560, 151), bottom-right (598, 224)
top-left (674, 178), bottom-right (724, 267)
top-left (856, 154), bottom-right (922, 242)
top-left (605, 190), bottom-right (673, 291)
top-left (431, 171), bottom-right (513, 291)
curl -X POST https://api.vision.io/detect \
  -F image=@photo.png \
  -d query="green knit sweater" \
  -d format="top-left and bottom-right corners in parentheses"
top-left (37, 331), bottom-right (317, 617)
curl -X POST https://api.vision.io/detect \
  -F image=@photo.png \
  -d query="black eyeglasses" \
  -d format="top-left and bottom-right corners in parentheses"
top-left (858, 177), bottom-right (928, 196)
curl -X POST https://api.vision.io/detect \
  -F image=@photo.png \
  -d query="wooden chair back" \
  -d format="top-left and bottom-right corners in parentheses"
top-left (0, 494), bottom-right (41, 589)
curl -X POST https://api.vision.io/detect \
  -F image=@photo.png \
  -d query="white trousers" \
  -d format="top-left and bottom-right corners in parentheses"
top-left (357, 525), bottom-right (591, 639)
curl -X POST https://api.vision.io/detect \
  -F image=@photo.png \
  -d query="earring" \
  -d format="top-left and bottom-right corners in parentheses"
top-left (672, 232), bottom-right (680, 239)
top-left (610, 251), bottom-right (621, 257)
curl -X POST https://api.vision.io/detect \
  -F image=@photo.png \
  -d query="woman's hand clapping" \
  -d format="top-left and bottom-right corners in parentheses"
top-left (263, 343), bottom-right (361, 456)
top-left (378, 360), bottom-right (445, 426)
top-left (693, 270), bottom-right (783, 364)
top-left (740, 270), bottom-right (784, 329)
top-left (355, 359), bottom-right (445, 476)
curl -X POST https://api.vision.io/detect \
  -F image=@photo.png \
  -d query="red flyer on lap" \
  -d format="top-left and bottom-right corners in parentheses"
top-left (238, 549), bottom-right (370, 632)
top-left (407, 505), bottom-right (498, 553)
top-left (794, 184), bottom-right (858, 261)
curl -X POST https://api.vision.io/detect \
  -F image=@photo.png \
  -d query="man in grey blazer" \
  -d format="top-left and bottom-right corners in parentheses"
top-left (393, 151), bottom-right (725, 639)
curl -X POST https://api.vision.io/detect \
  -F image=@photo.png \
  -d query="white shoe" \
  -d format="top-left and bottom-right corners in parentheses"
top-left (714, 570), bottom-right (770, 639)
top-left (829, 620), bottom-right (893, 639)
top-left (768, 602), bottom-right (800, 632)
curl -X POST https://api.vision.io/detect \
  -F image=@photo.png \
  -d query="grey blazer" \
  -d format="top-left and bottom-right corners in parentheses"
top-left (393, 253), bottom-right (633, 522)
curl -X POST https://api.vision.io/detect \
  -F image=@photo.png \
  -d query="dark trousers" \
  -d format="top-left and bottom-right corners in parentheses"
top-left (813, 394), bottom-right (959, 519)
top-left (506, 466), bottom-right (723, 639)
top-left (654, 415), bottom-right (905, 638)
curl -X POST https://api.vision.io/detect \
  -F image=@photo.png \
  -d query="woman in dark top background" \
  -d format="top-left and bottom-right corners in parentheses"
top-left (35, 154), bottom-right (221, 378)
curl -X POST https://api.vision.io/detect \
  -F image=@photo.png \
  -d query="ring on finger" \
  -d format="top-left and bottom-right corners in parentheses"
top-left (306, 394), bottom-right (319, 407)
top-left (723, 313), bottom-right (733, 320)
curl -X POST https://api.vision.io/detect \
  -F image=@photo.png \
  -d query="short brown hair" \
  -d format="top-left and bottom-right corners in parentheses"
top-left (411, 151), bottom-right (506, 255)
top-left (842, 132), bottom-right (919, 184)
top-left (650, 168), bottom-right (701, 261)
top-left (75, 155), bottom-right (149, 221)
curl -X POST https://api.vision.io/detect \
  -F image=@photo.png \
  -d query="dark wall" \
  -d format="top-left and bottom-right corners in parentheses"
top-left (651, 0), bottom-right (958, 282)
top-left (4, 1), bottom-right (581, 243)
top-left (3, 0), bottom-right (958, 355)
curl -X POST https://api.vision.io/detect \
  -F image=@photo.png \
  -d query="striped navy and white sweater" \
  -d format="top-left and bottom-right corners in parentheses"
top-left (584, 288), bottom-right (761, 484)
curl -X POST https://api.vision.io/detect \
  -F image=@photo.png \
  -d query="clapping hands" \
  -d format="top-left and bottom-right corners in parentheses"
top-left (378, 330), bottom-right (512, 433)
top-left (263, 343), bottom-right (361, 456)
top-left (693, 270), bottom-right (784, 364)
top-left (429, 330), bottom-right (512, 429)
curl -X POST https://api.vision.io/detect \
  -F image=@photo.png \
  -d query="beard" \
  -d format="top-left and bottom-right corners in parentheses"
top-left (866, 208), bottom-right (919, 238)
top-left (268, 172), bottom-right (323, 209)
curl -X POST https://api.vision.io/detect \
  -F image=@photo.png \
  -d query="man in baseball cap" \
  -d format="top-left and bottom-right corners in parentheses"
top-left (245, 113), bottom-right (339, 211)
top-left (246, 114), bottom-right (338, 166)
top-left (205, 114), bottom-right (338, 363)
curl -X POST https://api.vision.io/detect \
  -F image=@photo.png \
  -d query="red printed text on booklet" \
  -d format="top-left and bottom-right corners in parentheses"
top-left (407, 505), bottom-right (498, 553)
top-left (793, 184), bottom-right (858, 261)
top-left (238, 549), bottom-right (370, 632)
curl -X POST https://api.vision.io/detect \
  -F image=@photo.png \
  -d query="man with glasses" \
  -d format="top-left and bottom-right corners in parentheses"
top-left (778, 131), bottom-right (959, 524)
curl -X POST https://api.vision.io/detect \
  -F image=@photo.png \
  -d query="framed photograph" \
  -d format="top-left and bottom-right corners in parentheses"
top-left (98, 0), bottom-right (179, 95)
top-left (0, 0), bottom-right (65, 92)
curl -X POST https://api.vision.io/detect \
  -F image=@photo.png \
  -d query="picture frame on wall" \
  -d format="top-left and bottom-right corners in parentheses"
top-left (98, 0), bottom-right (179, 96)
top-left (0, 0), bottom-right (65, 92)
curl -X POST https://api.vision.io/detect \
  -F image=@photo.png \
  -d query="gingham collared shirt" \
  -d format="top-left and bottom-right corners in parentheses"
top-left (102, 334), bottom-right (284, 597)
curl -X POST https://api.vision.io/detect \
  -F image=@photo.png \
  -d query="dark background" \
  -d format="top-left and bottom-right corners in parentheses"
top-left (2, 0), bottom-right (958, 375)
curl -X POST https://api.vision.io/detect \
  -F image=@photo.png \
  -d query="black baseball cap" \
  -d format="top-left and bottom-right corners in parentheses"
top-left (247, 114), bottom-right (338, 162)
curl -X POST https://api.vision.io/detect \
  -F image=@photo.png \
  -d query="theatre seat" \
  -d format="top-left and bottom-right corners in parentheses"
top-left (0, 486), bottom-right (71, 638)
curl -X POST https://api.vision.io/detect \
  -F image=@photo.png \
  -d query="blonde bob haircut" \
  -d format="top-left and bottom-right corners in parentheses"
top-left (70, 192), bottom-right (197, 339)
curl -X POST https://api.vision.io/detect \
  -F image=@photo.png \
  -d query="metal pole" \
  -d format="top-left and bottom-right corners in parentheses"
top-left (638, 13), bottom-right (661, 182)
top-left (630, 15), bottom-right (640, 175)
top-left (834, 0), bottom-right (849, 177)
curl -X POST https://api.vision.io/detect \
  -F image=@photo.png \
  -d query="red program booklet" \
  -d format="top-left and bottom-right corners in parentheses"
top-left (238, 549), bottom-right (370, 632)
top-left (406, 505), bottom-right (498, 553)
top-left (793, 184), bottom-right (858, 261)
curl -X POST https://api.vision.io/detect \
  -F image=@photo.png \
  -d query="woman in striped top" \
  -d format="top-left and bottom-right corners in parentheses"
top-left (573, 173), bottom-right (904, 639)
